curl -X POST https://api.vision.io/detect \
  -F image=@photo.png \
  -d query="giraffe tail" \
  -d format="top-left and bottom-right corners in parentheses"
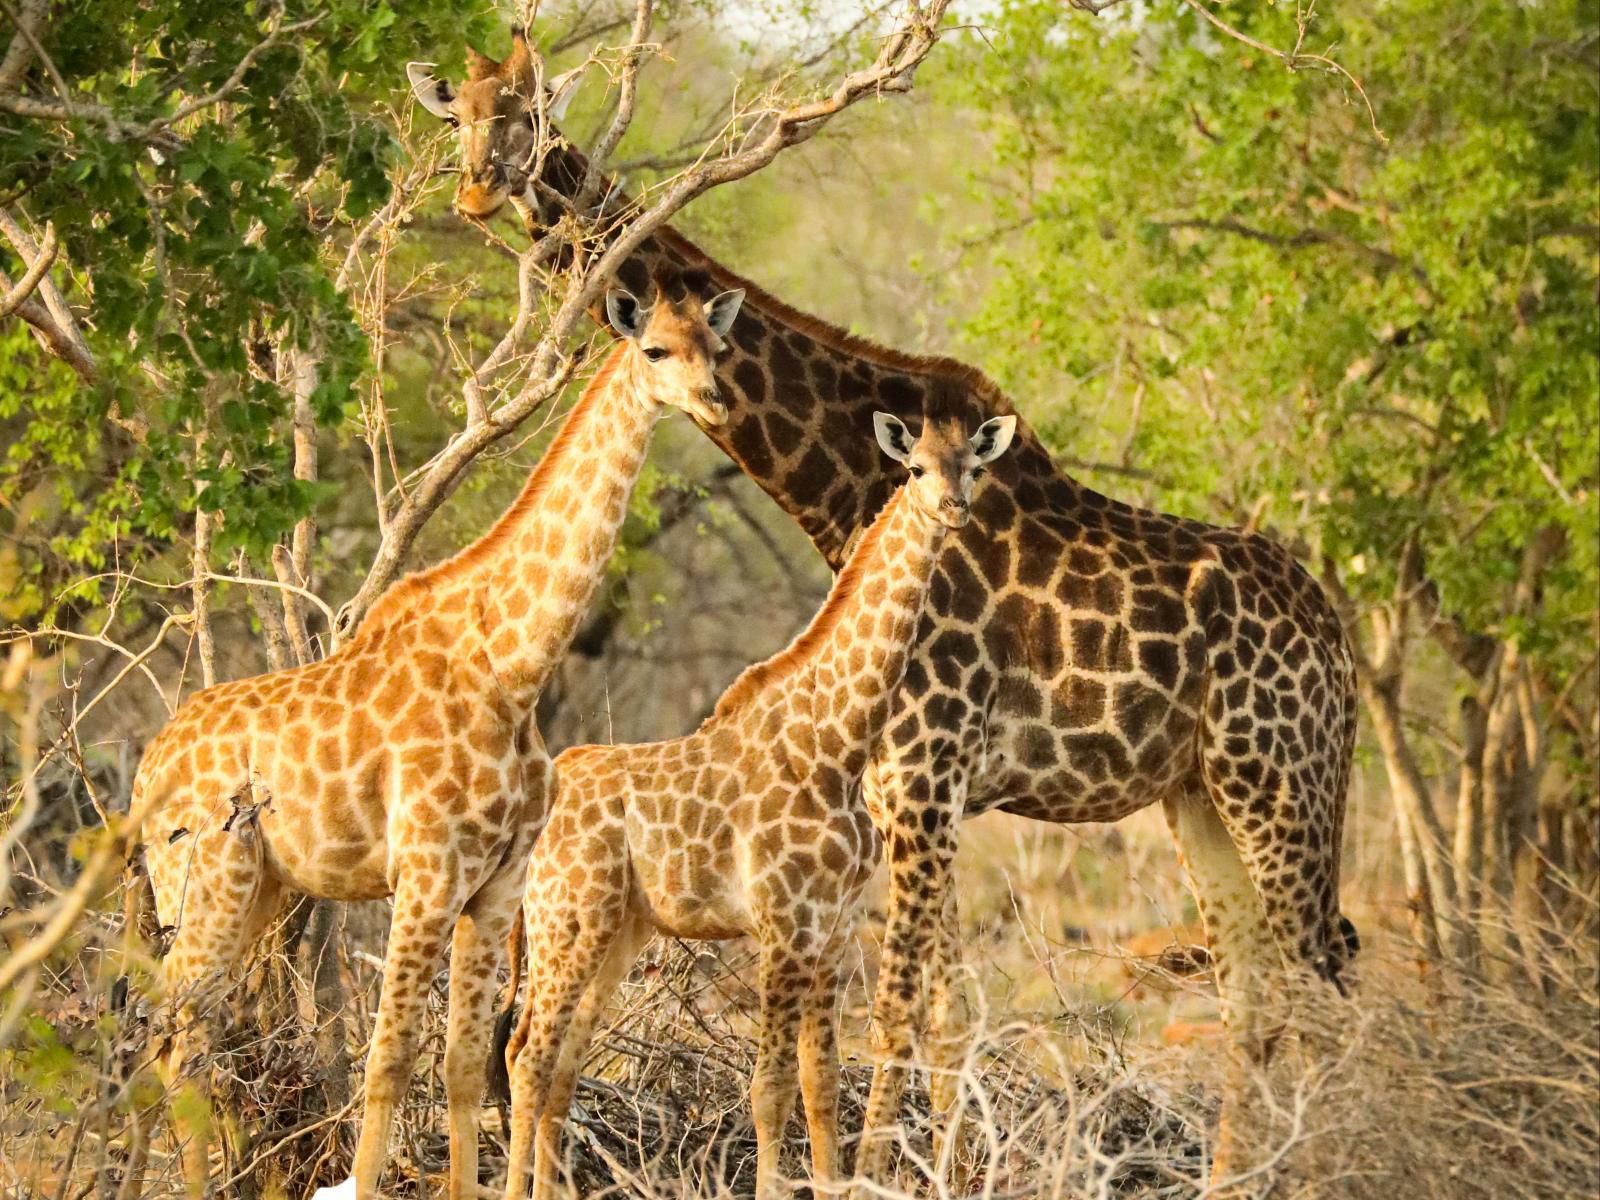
top-left (487, 918), bottom-right (525, 1104)
top-left (1326, 913), bottom-right (1361, 995)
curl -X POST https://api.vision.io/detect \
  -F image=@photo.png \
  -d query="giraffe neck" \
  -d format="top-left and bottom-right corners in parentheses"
top-left (615, 227), bottom-right (1079, 567)
top-left (530, 139), bottom-right (1082, 567)
top-left (808, 486), bottom-right (945, 768)
top-left (460, 346), bottom-right (659, 708)
top-left (709, 484), bottom-right (944, 772)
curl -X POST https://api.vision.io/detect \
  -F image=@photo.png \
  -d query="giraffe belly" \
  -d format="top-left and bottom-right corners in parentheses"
top-left (259, 796), bottom-right (392, 900)
top-left (973, 701), bottom-right (1198, 825)
top-left (248, 742), bottom-right (394, 900)
top-left (628, 830), bottom-right (748, 940)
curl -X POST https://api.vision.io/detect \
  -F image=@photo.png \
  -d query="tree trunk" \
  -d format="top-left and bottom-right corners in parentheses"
top-left (1362, 673), bottom-right (1457, 959)
top-left (1452, 695), bottom-right (1489, 962)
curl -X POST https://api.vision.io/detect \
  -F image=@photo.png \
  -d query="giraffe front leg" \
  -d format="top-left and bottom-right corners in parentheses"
top-left (147, 802), bottom-right (283, 1199)
top-left (444, 852), bottom-right (529, 1200)
top-left (155, 1020), bottom-right (215, 1199)
top-left (855, 752), bottom-right (965, 1199)
top-left (1162, 783), bottom-right (1283, 1197)
top-left (928, 888), bottom-right (975, 1187)
top-left (350, 867), bottom-right (460, 1200)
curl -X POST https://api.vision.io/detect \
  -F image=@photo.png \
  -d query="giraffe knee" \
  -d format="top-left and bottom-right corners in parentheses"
top-left (443, 1039), bottom-right (486, 1101)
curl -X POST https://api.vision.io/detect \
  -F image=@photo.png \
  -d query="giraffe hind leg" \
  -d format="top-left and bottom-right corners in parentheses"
top-left (535, 911), bottom-right (653, 1195)
top-left (146, 799), bottom-right (285, 1198)
top-left (504, 871), bottom-right (629, 1200)
top-left (1162, 781), bottom-right (1284, 1193)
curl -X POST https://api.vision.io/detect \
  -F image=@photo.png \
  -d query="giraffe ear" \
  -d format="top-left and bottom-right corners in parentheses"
top-left (606, 288), bottom-right (649, 340)
top-left (970, 414), bottom-right (1017, 464)
top-left (704, 289), bottom-right (745, 340)
top-left (547, 66), bottom-right (584, 121)
top-left (873, 412), bottom-right (915, 464)
top-left (407, 62), bottom-right (455, 120)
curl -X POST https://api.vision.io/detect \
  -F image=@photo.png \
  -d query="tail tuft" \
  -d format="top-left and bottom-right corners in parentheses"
top-left (1325, 913), bottom-right (1361, 995)
top-left (488, 918), bottom-right (526, 1106)
top-left (487, 1005), bottom-right (517, 1105)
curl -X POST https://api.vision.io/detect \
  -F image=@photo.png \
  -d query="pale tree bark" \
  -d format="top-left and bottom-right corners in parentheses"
top-left (1362, 604), bottom-right (1456, 961)
top-left (1452, 694), bottom-right (1488, 958)
top-left (1325, 545), bottom-right (1459, 962)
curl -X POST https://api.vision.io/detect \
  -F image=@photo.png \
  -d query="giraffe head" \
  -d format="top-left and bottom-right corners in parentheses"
top-left (406, 29), bottom-right (581, 222)
top-left (608, 284), bottom-right (745, 426)
top-left (872, 411), bottom-right (1017, 529)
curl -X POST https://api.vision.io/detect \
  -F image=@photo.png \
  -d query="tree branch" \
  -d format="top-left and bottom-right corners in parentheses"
top-left (0, 216), bottom-right (54, 319)
top-left (333, 0), bottom-right (955, 640)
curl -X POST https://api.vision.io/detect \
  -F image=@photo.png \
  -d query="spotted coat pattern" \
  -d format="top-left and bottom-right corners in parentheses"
top-left (625, 231), bottom-right (1361, 1192)
top-left (411, 41), bottom-right (1361, 1191)
top-left (501, 414), bottom-right (1008, 1200)
top-left (134, 293), bottom-right (737, 1200)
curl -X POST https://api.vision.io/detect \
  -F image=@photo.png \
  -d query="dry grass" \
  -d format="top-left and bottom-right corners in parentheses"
top-left (3, 807), bottom-right (1596, 1200)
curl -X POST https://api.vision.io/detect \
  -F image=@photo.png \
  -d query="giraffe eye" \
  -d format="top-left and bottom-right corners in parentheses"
top-left (643, 347), bottom-right (668, 362)
top-left (909, 465), bottom-right (926, 479)
top-left (972, 465), bottom-right (987, 479)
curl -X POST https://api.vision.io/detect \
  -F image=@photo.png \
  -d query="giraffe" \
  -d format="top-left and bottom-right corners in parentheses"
top-left (498, 398), bottom-right (1018, 1200)
top-left (134, 280), bottom-right (745, 1200)
top-left (409, 35), bottom-right (1361, 1192)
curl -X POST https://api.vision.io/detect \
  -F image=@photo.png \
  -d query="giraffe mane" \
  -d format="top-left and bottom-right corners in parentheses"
top-left (354, 344), bottom-right (629, 639)
top-left (703, 484), bottom-right (906, 723)
top-left (653, 225), bottom-right (1016, 418)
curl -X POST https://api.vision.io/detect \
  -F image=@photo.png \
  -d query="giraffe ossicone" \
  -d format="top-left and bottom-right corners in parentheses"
top-left (134, 280), bottom-right (744, 1200)
top-left (499, 398), bottom-right (1016, 1200)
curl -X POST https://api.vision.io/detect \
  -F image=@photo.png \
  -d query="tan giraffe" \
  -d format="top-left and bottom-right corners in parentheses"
top-left (498, 398), bottom-right (1018, 1200)
top-left (134, 279), bottom-right (745, 1200)
top-left (412, 35), bottom-right (1360, 1192)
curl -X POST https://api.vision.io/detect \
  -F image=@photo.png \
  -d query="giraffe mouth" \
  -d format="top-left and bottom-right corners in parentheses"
top-left (455, 183), bottom-right (509, 220)
top-left (687, 397), bottom-right (729, 427)
top-left (935, 506), bottom-right (971, 529)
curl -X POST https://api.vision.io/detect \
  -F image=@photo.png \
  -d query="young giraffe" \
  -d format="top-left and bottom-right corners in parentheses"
top-left (499, 401), bottom-right (1018, 1200)
top-left (410, 37), bottom-right (1360, 1191)
top-left (135, 280), bottom-right (744, 1200)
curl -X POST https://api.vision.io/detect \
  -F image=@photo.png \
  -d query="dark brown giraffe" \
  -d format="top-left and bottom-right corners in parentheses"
top-left (411, 34), bottom-right (1360, 1192)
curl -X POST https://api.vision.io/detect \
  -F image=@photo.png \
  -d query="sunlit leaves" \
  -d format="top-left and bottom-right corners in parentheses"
top-left (934, 0), bottom-right (1597, 681)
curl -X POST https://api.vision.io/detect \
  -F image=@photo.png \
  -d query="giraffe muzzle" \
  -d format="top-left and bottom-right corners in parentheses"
top-left (937, 498), bottom-right (971, 528)
top-left (688, 389), bottom-right (728, 427)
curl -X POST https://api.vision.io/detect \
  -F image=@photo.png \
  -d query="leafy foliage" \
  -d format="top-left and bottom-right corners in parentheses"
top-left (935, 0), bottom-right (1598, 683)
top-left (0, 1), bottom-right (500, 617)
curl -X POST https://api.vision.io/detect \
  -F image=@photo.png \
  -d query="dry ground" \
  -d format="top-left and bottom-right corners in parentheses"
top-left (3, 801), bottom-right (1596, 1199)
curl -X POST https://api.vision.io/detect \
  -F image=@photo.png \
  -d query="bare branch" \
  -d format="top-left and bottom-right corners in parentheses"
top-left (0, 205), bottom-right (96, 379)
top-left (1178, 0), bottom-right (1387, 142)
top-left (1157, 217), bottom-right (1426, 285)
top-left (0, 216), bottom-right (53, 319)
top-left (155, 11), bottom-right (323, 130)
top-left (0, 0), bottom-right (47, 93)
